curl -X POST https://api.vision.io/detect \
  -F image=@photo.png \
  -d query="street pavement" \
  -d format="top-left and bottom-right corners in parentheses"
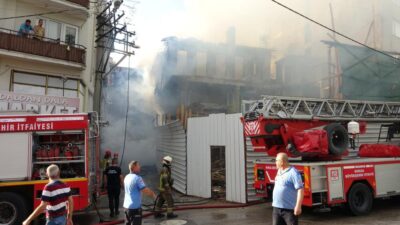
top-left (73, 195), bottom-right (400, 225)
top-left (68, 167), bottom-right (400, 225)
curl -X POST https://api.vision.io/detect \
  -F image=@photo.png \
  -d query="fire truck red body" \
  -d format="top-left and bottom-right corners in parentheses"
top-left (253, 157), bottom-right (400, 215)
top-left (0, 113), bottom-right (99, 225)
top-left (242, 96), bottom-right (400, 215)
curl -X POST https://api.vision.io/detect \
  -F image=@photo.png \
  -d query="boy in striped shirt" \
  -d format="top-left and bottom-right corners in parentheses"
top-left (23, 164), bottom-right (74, 225)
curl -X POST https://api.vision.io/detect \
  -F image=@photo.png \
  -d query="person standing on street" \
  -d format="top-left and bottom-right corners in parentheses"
top-left (272, 152), bottom-right (304, 225)
top-left (23, 164), bottom-right (73, 225)
top-left (154, 156), bottom-right (177, 219)
top-left (123, 160), bottom-right (156, 225)
top-left (100, 150), bottom-right (112, 190)
top-left (104, 158), bottom-right (123, 217)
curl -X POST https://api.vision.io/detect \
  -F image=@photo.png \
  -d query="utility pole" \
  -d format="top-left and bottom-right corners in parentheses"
top-left (93, 0), bottom-right (138, 118)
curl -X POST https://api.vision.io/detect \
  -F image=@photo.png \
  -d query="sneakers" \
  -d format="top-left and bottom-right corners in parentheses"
top-left (154, 213), bottom-right (165, 219)
top-left (167, 213), bottom-right (178, 219)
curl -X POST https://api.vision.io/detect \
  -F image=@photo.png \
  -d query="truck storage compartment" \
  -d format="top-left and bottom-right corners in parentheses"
top-left (31, 132), bottom-right (85, 180)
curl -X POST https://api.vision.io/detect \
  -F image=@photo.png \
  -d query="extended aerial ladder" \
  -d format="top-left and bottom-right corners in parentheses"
top-left (241, 96), bottom-right (400, 158)
top-left (242, 95), bottom-right (400, 121)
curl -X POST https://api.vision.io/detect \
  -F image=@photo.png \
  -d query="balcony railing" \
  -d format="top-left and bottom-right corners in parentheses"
top-left (67, 0), bottom-right (89, 8)
top-left (0, 28), bottom-right (86, 65)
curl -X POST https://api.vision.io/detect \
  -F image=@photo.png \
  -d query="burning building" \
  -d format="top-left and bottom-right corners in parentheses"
top-left (155, 29), bottom-right (282, 127)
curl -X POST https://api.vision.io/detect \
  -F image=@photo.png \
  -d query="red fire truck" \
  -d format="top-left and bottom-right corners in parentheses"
top-left (242, 96), bottom-right (400, 215)
top-left (0, 113), bottom-right (100, 225)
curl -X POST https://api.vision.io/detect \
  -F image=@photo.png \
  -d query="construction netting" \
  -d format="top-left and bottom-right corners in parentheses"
top-left (324, 41), bottom-right (400, 101)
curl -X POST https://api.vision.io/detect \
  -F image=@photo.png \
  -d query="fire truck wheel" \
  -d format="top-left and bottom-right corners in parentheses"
top-left (347, 183), bottom-right (373, 216)
top-left (0, 192), bottom-right (28, 225)
top-left (324, 123), bottom-right (349, 156)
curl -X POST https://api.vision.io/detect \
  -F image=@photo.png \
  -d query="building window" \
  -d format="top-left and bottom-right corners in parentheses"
top-left (216, 54), bottom-right (226, 78)
top-left (176, 50), bottom-right (187, 74)
top-left (46, 20), bottom-right (62, 41)
top-left (253, 63), bottom-right (257, 75)
top-left (393, 20), bottom-right (400, 38)
top-left (235, 57), bottom-right (244, 79)
top-left (196, 52), bottom-right (207, 76)
top-left (44, 19), bottom-right (79, 44)
top-left (11, 71), bottom-right (85, 100)
top-left (13, 73), bottom-right (46, 95)
top-left (65, 25), bottom-right (78, 45)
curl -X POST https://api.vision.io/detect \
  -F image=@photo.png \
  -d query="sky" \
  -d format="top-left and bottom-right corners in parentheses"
top-left (116, 0), bottom-right (382, 69)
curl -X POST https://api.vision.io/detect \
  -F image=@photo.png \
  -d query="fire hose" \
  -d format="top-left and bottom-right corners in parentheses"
top-left (92, 197), bottom-right (265, 225)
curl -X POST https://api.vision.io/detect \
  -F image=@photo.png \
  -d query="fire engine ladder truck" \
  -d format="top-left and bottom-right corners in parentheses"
top-left (242, 96), bottom-right (400, 155)
top-left (242, 95), bottom-right (400, 121)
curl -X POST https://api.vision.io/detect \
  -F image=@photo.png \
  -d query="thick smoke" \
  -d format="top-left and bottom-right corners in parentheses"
top-left (100, 67), bottom-right (157, 171)
top-left (100, 0), bottom-right (396, 169)
top-left (130, 0), bottom-right (392, 102)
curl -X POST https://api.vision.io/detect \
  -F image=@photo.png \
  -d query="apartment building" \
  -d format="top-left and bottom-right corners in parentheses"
top-left (0, 0), bottom-right (96, 114)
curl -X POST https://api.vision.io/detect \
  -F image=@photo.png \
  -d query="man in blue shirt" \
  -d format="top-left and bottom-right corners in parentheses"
top-left (272, 153), bottom-right (304, 225)
top-left (123, 161), bottom-right (156, 225)
top-left (18, 19), bottom-right (33, 37)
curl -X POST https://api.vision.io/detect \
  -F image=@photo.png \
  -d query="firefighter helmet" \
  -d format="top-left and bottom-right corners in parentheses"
top-left (104, 149), bottom-right (112, 158)
top-left (163, 156), bottom-right (172, 164)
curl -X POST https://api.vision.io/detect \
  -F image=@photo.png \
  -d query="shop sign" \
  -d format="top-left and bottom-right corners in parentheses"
top-left (0, 91), bottom-right (79, 114)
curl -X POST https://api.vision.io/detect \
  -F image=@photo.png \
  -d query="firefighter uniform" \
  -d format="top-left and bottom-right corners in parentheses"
top-left (154, 156), bottom-right (177, 219)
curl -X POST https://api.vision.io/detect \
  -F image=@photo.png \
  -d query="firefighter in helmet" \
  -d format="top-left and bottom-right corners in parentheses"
top-left (154, 156), bottom-right (178, 219)
top-left (100, 150), bottom-right (112, 190)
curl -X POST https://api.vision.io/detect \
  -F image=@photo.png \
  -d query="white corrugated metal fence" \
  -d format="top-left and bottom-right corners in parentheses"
top-left (156, 120), bottom-right (187, 194)
top-left (187, 114), bottom-right (247, 203)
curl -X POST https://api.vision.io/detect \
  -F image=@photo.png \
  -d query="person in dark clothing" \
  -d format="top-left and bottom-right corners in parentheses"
top-left (154, 156), bottom-right (178, 219)
top-left (104, 158), bottom-right (123, 217)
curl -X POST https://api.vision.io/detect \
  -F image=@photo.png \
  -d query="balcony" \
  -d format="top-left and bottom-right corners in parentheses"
top-left (66, 0), bottom-right (89, 8)
top-left (0, 28), bottom-right (86, 67)
top-left (19, 0), bottom-right (89, 18)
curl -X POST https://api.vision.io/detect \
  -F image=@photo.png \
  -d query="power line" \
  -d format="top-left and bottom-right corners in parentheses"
top-left (119, 55), bottom-right (131, 168)
top-left (0, 9), bottom-right (80, 20)
top-left (270, 0), bottom-right (399, 61)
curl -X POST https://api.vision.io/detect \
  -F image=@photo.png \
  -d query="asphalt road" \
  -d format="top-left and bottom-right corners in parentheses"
top-left (73, 196), bottom-right (400, 225)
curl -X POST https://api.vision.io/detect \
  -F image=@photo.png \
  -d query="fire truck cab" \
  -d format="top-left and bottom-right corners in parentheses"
top-left (0, 113), bottom-right (99, 225)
